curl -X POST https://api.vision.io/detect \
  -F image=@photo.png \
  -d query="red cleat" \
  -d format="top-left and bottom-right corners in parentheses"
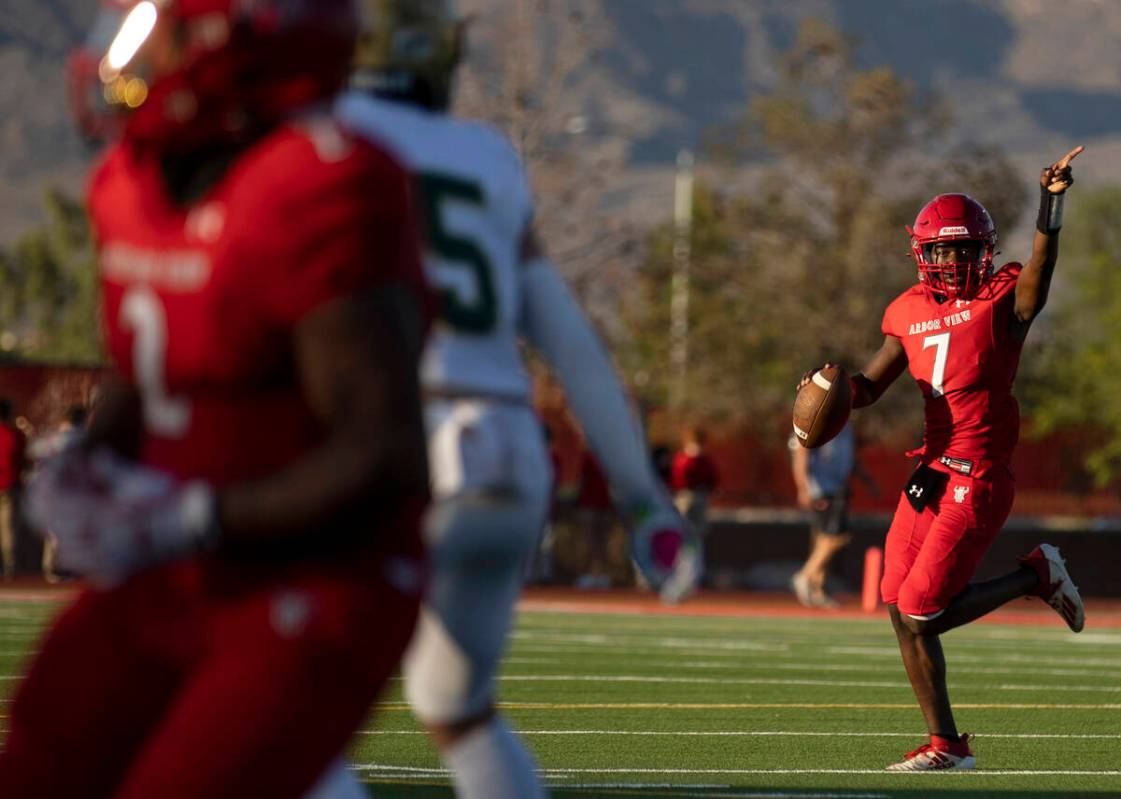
top-left (1020, 543), bottom-right (1085, 633)
top-left (886, 733), bottom-right (975, 771)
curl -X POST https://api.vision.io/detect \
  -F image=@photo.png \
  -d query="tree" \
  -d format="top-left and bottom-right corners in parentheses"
top-left (455, 0), bottom-right (639, 323)
top-left (0, 189), bottom-right (101, 364)
top-left (624, 19), bottom-right (1027, 440)
top-left (1024, 186), bottom-right (1121, 486)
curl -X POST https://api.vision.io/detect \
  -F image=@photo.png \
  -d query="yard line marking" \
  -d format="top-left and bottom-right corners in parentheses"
top-left (354, 765), bottom-right (447, 774)
top-left (511, 631), bottom-right (788, 652)
top-left (537, 768), bottom-right (1121, 776)
top-left (356, 729), bottom-right (1121, 739)
top-left (662, 659), bottom-right (1121, 680)
top-left (498, 674), bottom-right (909, 689)
top-left (352, 763), bottom-right (1121, 777)
top-left (560, 789), bottom-right (890, 799)
top-left (827, 647), bottom-right (1121, 667)
top-left (513, 642), bottom-right (1121, 672)
top-left (518, 621), bottom-right (1121, 649)
top-left (373, 701), bottom-right (1121, 710)
top-left (359, 774), bottom-right (893, 798)
top-left (491, 674), bottom-right (1121, 693)
top-left (966, 629), bottom-right (1121, 645)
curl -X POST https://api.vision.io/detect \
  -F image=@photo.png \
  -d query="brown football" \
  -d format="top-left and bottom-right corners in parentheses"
top-left (792, 365), bottom-right (852, 449)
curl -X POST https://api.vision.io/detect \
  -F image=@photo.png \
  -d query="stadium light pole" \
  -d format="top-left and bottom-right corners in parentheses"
top-left (670, 148), bottom-right (694, 410)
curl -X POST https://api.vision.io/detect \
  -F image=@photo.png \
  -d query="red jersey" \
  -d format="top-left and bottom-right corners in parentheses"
top-left (882, 263), bottom-right (1024, 471)
top-left (670, 450), bottom-right (719, 494)
top-left (0, 423), bottom-right (25, 491)
top-left (90, 115), bottom-right (428, 490)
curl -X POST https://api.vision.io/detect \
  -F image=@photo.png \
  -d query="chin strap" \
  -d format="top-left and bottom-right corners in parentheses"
top-left (1037, 186), bottom-right (1065, 234)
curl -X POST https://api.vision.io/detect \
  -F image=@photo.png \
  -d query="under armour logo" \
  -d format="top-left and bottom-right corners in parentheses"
top-left (908, 486), bottom-right (924, 498)
top-left (955, 299), bottom-right (971, 309)
top-left (953, 485), bottom-right (970, 504)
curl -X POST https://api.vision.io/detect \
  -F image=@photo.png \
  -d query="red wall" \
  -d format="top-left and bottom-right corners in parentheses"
top-left (700, 427), bottom-right (1121, 518)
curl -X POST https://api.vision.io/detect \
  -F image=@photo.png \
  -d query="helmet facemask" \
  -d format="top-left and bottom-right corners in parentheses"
top-left (914, 239), bottom-right (995, 301)
top-left (906, 193), bottom-right (999, 302)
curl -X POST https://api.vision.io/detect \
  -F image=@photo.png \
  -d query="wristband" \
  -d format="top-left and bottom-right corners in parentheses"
top-left (1036, 186), bottom-right (1065, 235)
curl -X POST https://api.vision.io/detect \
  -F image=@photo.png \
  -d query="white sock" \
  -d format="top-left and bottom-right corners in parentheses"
top-left (443, 717), bottom-right (546, 799)
top-left (303, 758), bottom-right (369, 799)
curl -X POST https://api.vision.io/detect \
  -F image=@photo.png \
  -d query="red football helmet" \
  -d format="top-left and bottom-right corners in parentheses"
top-left (906, 193), bottom-right (997, 300)
top-left (68, 0), bottom-right (358, 152)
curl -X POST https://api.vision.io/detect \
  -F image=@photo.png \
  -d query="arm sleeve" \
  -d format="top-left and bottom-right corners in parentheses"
top-left (520, 258), bottom-right (664, 511)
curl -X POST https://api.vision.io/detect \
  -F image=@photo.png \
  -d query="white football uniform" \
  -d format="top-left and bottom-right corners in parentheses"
top-left (337, 93), bottom-right (552, 724)
top-left (332, 93), bottom-right (690, 799)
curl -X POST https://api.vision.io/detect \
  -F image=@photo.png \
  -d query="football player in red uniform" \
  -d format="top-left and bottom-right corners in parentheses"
top-left (800, 146), bottom-right (1086, 771)
top-left (0, 2), bottom-right (430, 797)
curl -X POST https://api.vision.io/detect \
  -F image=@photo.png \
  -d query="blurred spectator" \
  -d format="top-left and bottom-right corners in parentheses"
top-left (0, 399), bottom-right (26, 581)
top-left (650, 444), bottom-right (673, 488)
top-left (671, 426), bottom-right (719, 529)
top-left (670, 426), bottom-right (719, 584)
top-left (28, 406), bottom-right (89, 582)
top-left (789, 421), bottom-right (877, 607)
top-left (575, 451), bottom-right (614, 588)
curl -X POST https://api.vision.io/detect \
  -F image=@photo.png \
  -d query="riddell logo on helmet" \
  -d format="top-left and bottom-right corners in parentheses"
top-left (938, 226), bottom-right (971, 236)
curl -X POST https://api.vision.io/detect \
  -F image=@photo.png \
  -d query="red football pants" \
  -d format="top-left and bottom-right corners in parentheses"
top-left (880, 466), bottom-right (1015, 617)
top-left (0, 556), bottom-right (420, 799)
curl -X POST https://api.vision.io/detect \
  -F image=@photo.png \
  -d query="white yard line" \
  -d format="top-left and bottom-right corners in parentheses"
top-left (373, 700), bottom-right (1121, 710)
top-left (511, 631), bottom-right (789, 652)
top-left (352, 763), bottom-right (1121, 777)
top-left (518, 621), bottom-right (1121, 648)
top-left (826, 647), bottom-right (1121, 667)
top-left (562, 791), bottom-right (890, 799)
top-left (487, 673), bottom-right (1121, 693)
top-left (659, 659), bottom-right (1121, 680)
top-left (357, 729), bottom-right (1121, 739)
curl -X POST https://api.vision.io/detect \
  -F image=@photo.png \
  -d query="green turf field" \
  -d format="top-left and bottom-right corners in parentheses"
top-left (2, 597), bottom-right (1119, 798)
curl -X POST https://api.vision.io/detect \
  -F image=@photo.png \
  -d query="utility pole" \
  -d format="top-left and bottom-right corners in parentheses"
top-left (670, 148), bottom-right (694, 410)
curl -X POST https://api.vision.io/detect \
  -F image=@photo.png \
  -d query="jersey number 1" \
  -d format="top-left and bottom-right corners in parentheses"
top-left (120, 287), bottom-right (191, 438)
top-left (922, 332), bottom-right (951, 398)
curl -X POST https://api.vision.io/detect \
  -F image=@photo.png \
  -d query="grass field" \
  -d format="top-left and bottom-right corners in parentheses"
top-left (3, 590), bottom-right (1120, 798)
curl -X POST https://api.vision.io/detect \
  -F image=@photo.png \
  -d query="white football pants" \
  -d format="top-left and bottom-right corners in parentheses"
top-left (305, 401), bottom-right (551, 799)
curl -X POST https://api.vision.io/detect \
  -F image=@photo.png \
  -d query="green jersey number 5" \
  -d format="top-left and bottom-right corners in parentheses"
top-left (417, 172), bottom-right (497, 334)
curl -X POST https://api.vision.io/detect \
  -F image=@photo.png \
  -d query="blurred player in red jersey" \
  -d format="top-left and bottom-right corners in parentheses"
top-left (800, 147), bottom-right (1087, 771)
top-left (0, 2), bottom-right (430, 797)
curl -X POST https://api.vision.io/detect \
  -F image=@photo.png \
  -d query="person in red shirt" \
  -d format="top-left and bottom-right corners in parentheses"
top-left (670, 426), bottom-right (719, 523)
top-left (575, 450), bottom-right (615, 588)
top-left (0, 3), bottom-right (429, 798)
top-left (670, 426), bottom-right (718, 582)
top-left (0, 399), bottom-right (26, 581)
top-left (800, 147), bottom-right (1087, 771)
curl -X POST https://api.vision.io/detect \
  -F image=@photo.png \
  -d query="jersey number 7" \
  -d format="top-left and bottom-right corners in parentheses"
top-left (922, 332), bottom-right (951, 398)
